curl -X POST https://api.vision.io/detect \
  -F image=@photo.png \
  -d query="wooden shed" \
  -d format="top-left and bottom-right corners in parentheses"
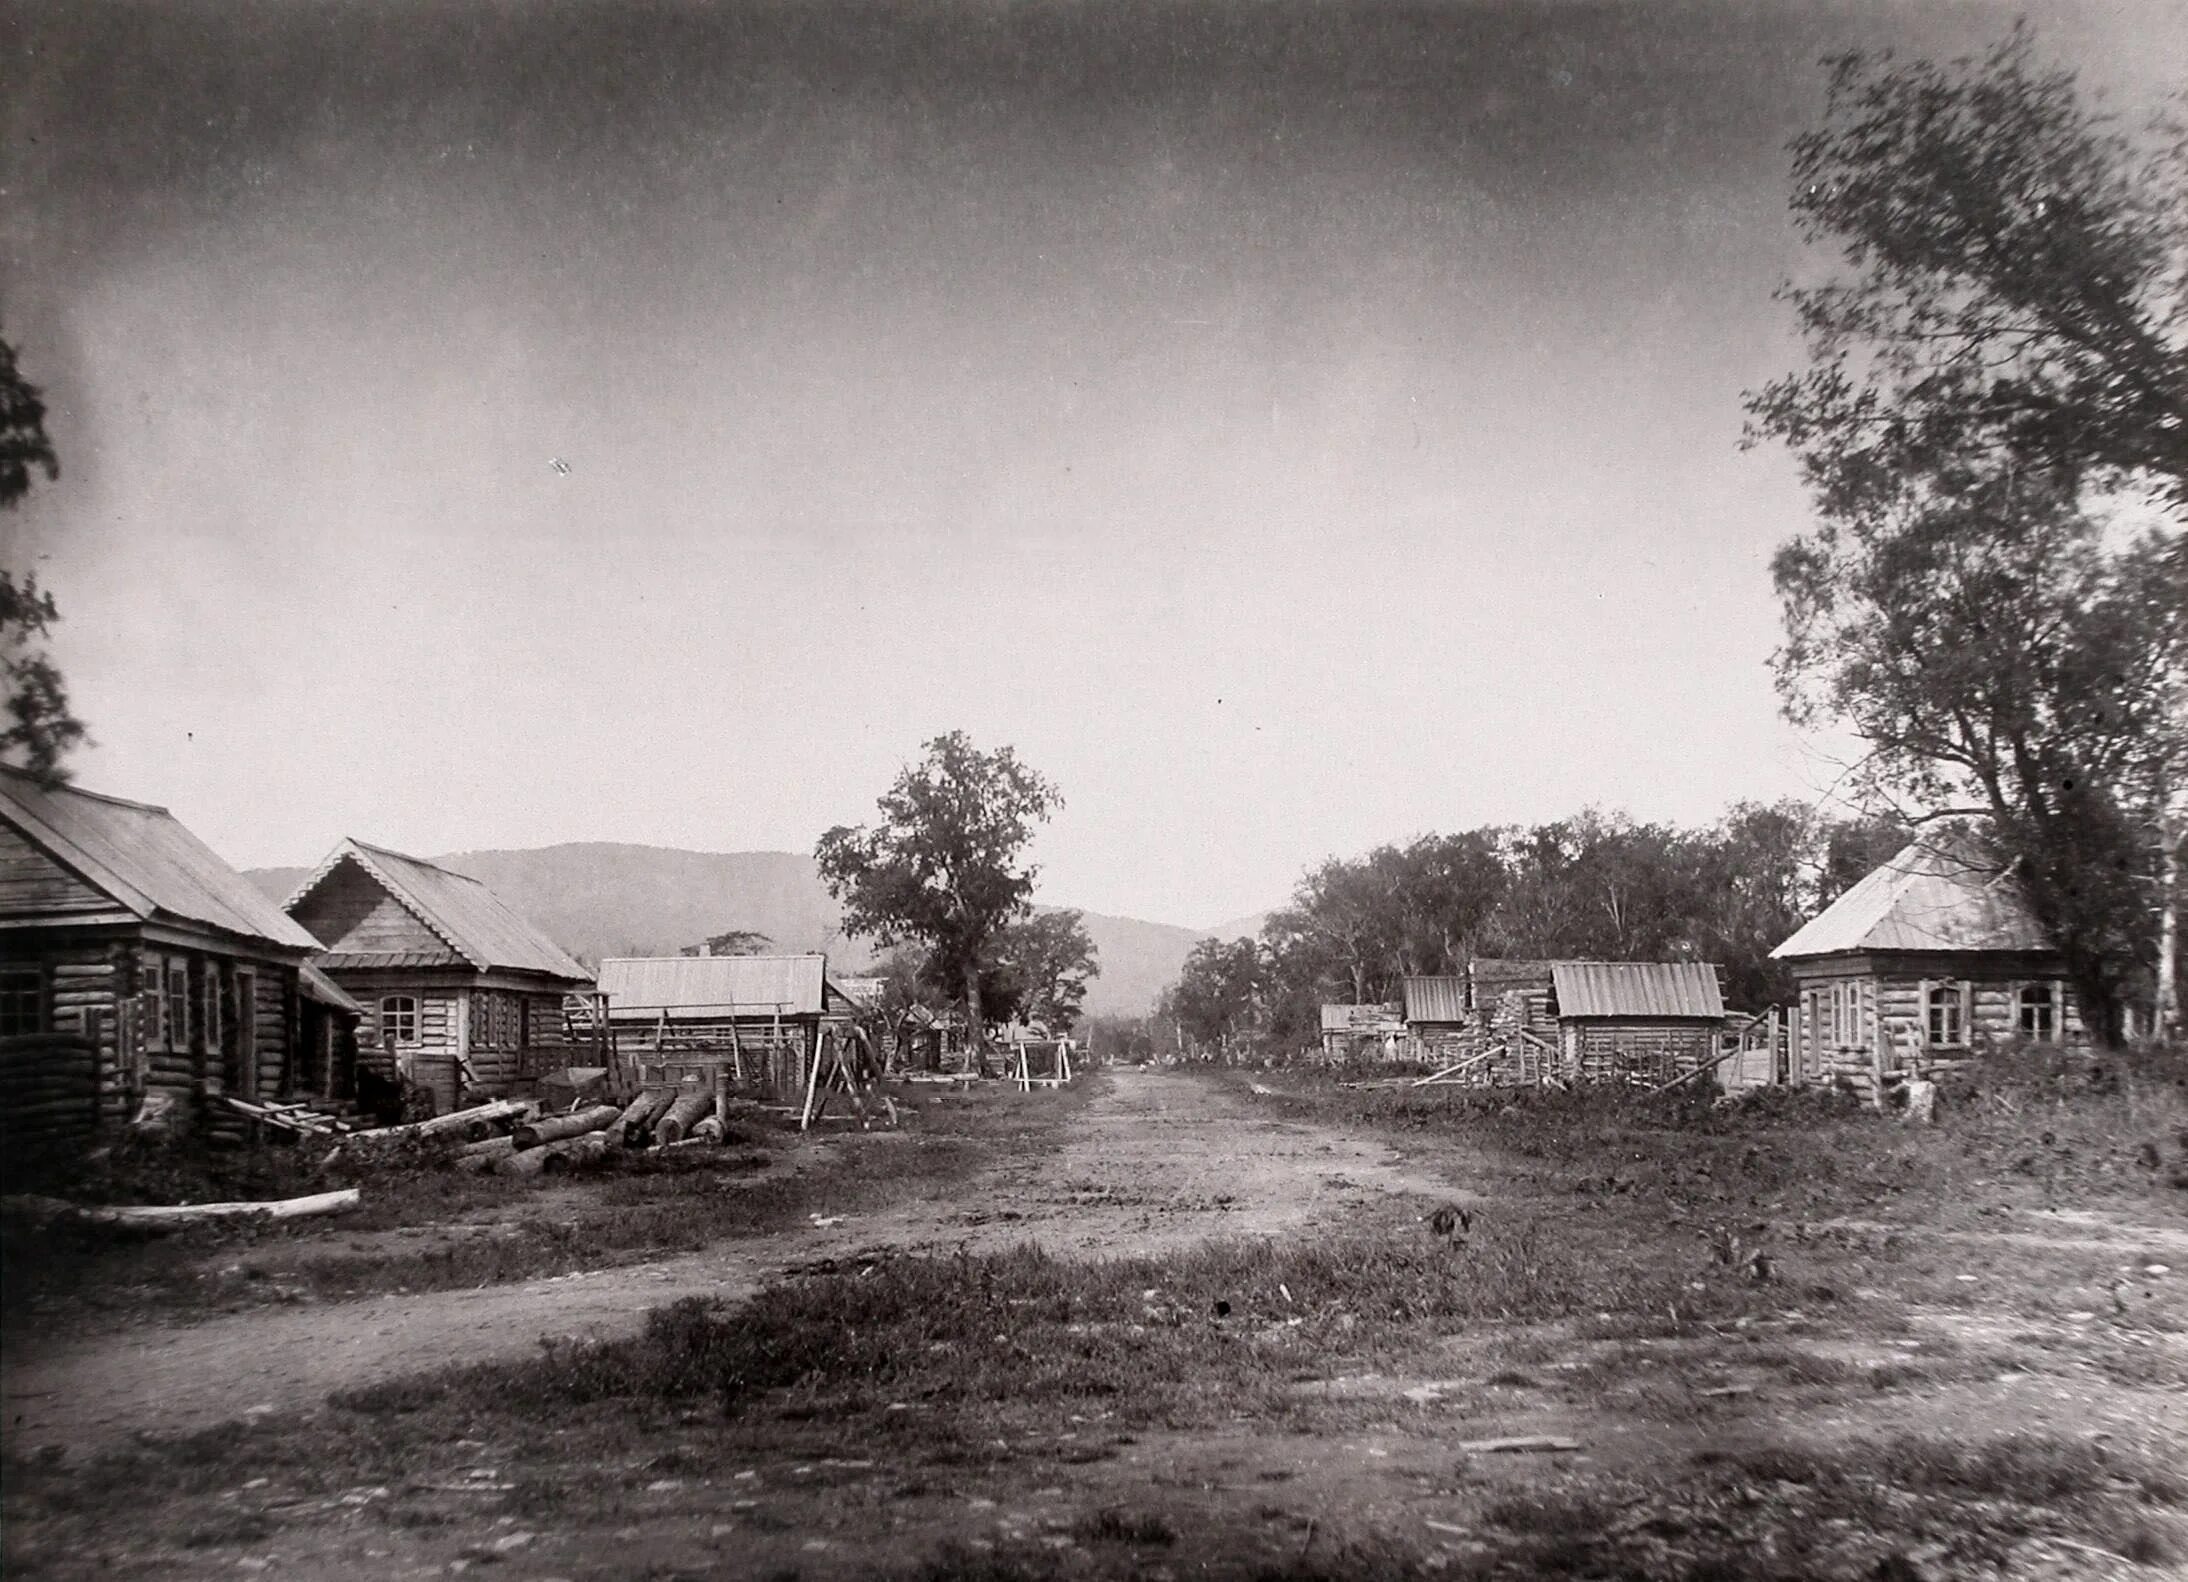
top-left (0, 767), bottom-right (323, 1151)
top-left (1551, 960), bottom-right (1726, 1085)
top-left (1320, 1002), bottom-right (1406, 1060)
top-left (594, 953), bottom-right (863, 1103)
top-left (285, 839), bottom-right (594, 1113)
top-left (1769, 830), bottom-right (2084, 1102)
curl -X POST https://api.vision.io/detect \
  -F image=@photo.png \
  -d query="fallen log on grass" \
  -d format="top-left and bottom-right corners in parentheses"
top-left (511, 1103), bottom-right (622, 1151)
top-left (344, 1100), bottom-right (532, 1149)
top-left (652, 1089), bottom-right (714, 1147)
top-left (498, 1132), bottom-right (611, 1178)
top-left (691, 1113), bottom-right (725, 1144)
top-left (4, 1188), bottom-right (362, 1232)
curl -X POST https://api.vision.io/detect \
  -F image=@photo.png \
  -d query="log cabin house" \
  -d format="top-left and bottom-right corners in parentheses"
top-left (0, 767), bottom-right (328, 1151)
top-left (1768, 830), bottom-right (2085, 1102)
top-left (594, 953), bottom-right (863, 1103)
top-left (284, 839), bottom-right (593, 1113)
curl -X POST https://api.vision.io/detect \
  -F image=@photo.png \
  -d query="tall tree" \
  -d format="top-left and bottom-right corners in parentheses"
top-left (815, 733), bottom-right (1061, 1067)
top-left (1163, 936), bottom-right (1261, 1050)
top-left (994, 909), bottom-right (1099, 1032)
top-left (1, 330), bottom-right (84, 784)
top-left (1748, 33), bottom-right (2188, 1039)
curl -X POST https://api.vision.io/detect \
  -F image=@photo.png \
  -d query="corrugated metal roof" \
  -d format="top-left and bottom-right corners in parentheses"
top-left (1402, 976), bottom-right (1469, 1023)
top-left (1771, 832), bottom-right (2053, 959)
top-left (287, 840), bottom-right (591, 982)
top-left (1552, 961), bottom-right (1725, 1020)
top-left (300, 962), bottom-right (364, 1014)
top-left (598, 954), bottom-right (828, 1017)
top-left (0, 767), bottom-right (321, 952)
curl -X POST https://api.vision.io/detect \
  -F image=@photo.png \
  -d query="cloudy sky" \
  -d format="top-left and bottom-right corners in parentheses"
top-left (2, 0), bottom-right (2179, 926)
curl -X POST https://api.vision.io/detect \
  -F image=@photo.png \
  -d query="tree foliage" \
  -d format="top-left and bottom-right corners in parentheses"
top-left (0, 329), bottom-right (84, 785)
top-left (815, 732), bottom-right (1062, 1047)
top-left (990, 909), bottom-right (1099, 1032)
top-left (1746, 28), bottom-right (2186, 516)
top-left (1746, 32), bottom-right (2188, 1036)
top-left (1176, 803), bottom-right (1905, 1046)
top-left (679, 928), bottom-right (774, 957)
top-left (1162, 936), bottom-right (1262, 1047)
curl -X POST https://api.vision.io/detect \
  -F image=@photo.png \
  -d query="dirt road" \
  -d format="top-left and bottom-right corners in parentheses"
top-left (3, 1068), bottom-right (1470, 1456)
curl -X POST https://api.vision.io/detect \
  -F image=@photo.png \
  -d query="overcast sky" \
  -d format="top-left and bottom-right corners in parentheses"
top-left (2, 0), bottom-right (2179, 927)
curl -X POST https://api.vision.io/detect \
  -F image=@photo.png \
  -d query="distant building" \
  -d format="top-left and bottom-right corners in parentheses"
top-left (285, 839), bottom-right (593, 1112)
top-left (1319, 1001), bottom-right (1406, 1060)
top-left (595, 953), bottom-right (863, 1102)
top-left (0, 767), bottom-right (328, 1147)
top-left (1770, 831), bottom-right (2084, 1099)
top-left (1550, 960), bottom-right (1726, 1084)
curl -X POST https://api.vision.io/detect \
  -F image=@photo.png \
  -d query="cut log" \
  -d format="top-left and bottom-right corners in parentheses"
top-left (344, 1100), bottom-right (533, 1149)
top-left (512, 1103), bottom-right (622, 1150)
top-left (540, 1133), bottom-right (610, 1174)
top-left (455, 1134), bottom-right (517, 1161)
top-left (652, 1089), bottom-right (713, 1147)
top-left (691, 1114), bottom-right (724, 1144)
top-left (498, 1132), bottom-right (611, 1177)
top-left (3, 1188), bottom-right (362, 1232)
top-left (606, 1089), bottom-right (662, 1148)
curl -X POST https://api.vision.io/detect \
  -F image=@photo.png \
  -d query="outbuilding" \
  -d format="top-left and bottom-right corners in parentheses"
top-left (595, 953), bottom-right (863, 1102)
top-left (1550, 960), bottom-right (1726, 1085)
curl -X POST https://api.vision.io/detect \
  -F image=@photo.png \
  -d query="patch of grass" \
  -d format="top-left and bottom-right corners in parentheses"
top-left (1481, 1491), bottom-right (1617, 1533)
top-left (1073, 1507), bottom-right (1177, 1545)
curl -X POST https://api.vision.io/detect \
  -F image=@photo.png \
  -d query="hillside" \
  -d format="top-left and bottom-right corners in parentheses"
top-left (245, 843), bottom-right (1218, 1018)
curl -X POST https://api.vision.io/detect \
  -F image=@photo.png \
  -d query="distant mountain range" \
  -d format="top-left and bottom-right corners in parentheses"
top-left (246, 842), bottom-right (1265, 1018)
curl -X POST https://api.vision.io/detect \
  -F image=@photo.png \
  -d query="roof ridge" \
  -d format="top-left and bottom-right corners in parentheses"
top-left (346, 837), bottom-right (489, 885)
top-left (0, 766), bottom-right (171, 816)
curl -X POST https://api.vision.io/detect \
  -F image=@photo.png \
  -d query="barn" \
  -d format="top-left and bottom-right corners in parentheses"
top-left (1551, 960), bottom-right (1726, 1085)
top-left (595, 953), bottom-right (864, 1102)
top-left (1769, 831), bottom-right (2085, 1101)
top-left (0, 767), bottom-right (325, 1151)
top-left (285, 839), bottom-right (594, 1113)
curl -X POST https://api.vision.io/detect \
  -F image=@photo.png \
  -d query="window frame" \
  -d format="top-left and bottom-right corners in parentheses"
top-left (380, 994), bottom-right (420, 1046)
top-left (164, 958), bottom-right (190, 1052)
top-left (0, 965), bottom-right (47, 1037)
top-left (1925, 980), bottom-right (1967, 1049)
top-left (2017, 982), bottom-right (2056, 1042)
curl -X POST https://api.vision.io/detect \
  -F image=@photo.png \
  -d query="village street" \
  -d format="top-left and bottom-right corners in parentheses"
top-left (3, 1069), bottom-right (1473, 1458)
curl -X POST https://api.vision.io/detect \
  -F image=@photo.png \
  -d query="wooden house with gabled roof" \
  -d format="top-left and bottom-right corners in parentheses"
top-left (1769, 828), bottom-right (2085, 1099)
top-left (284, 839), bottom-right (593, 1113)
top-left (0, 766), bottom-right (339, 1149)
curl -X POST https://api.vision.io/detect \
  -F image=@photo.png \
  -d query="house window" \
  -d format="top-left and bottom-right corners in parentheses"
top-left (203, 963), bottom-right (224, 1065)
top-left (0, 967), bottom-right (46, 1036)
top-left (2018, 983), bottom-right (2056, 1042)
top-left (230, 968), bottom-right (255, 1096)
top-left (1926, 982), bottom-right (1966, 1048)
top-left (165, 959), bottom-right (189, 1050)
top-left (380, 995), bottom-right (419, 1045)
